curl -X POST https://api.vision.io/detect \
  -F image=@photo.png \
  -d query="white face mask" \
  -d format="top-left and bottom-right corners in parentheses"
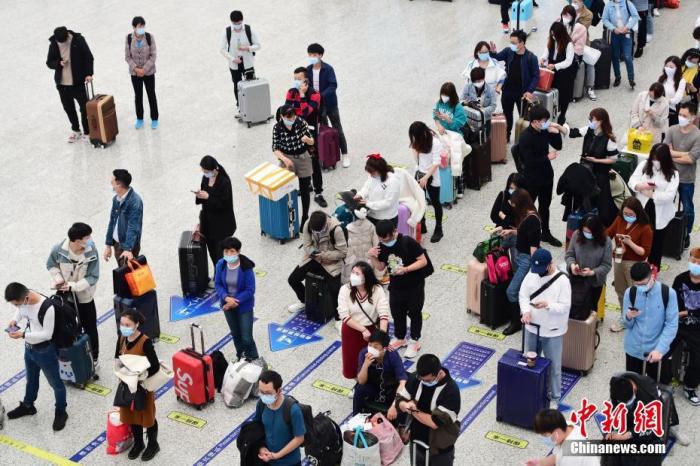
top-left (562, 16), bottom-right (572, 25)
top-left (473, 81), bottom-right (485, 89)
top-left (440, 95), bottom-right (449, 103)
top-left (367, 346), bottom-right (381, 358)
top-left (232, 22), bottom-right (243, 31)
top-left (678, 116), bottom-right (691, 127)
top-left (664, 66), bottom-right (675, 76)
top-left (652, 160), bottom-right (661, 170)
top-left (349, 273), bottom-right (364, 287)
top-left (573, 2), bottom-right (581, 10)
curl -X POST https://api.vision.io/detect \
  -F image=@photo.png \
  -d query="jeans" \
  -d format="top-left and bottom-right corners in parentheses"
top-left (131, 74), bottom-right (159, 120)
top-left (525, 331), bottom-right (563, 402)
top-left (288, 260), bottom-right (341, 310)
top-left (390, 285), bottom-right (425, 341)
top-left (113, 242), bottom-right (141, 266)
top-left (77, 300), bottom-right (99, 359)
top-left (57, 84), bottom-right (89, 133)
top-left (610, 33), bottom-right (634, 82)
top-left (507, 252), bottom-right (531, 303)
top-left (501, 90), bottom-right (524, 139)
top-left (223, 309), bottom-right (259, 360)
top-left (24, 343), bottom-right (67, 412)
top-left (320, 105), bottom-right (348, 155)
top-left (585, 63), bottom-right (595, 89)
top-left (679, 183), bottom-right (695, 240)
top-left (526, 182), bottom-right (553, 235)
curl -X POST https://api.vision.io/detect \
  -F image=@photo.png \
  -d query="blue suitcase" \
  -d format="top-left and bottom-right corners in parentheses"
top-left (496, 325), bottom-right (550, 430)
top-left (59, 334), bottom-right (95, 388)
top-left (259, 192), bottom-right (299, 244)
top-left (114, 290), bottom-right (161, 342)
top-left (511, 0), bottom-right (534, 31)
top-left (438, 167), bottom-right (456, 208)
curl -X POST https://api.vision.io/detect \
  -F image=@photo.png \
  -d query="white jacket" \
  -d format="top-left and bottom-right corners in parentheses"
top-left (219, 23), bottom-right (261, 70)
top-left (519, 271), bottom-right (571, 338)
top-left (438, 130), bottom-right (472, 173)
top-left (628, 163), bottom-right (679, 229)
top-left (357, 171), bottom-right (401, 220)
top-left (394, 168), bottom-right (426, 228)
top-left (462, 58), bottom-right (506, 89)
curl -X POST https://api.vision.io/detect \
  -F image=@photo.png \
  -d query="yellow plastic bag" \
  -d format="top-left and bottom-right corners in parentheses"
top-left (627, 129), bottom-right (653, 154)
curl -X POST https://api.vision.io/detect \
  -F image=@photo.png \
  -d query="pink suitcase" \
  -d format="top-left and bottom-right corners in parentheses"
top-left (467, 259), bottom-right (488, 315)
top-left (317, 125), bottom-right (340, 169)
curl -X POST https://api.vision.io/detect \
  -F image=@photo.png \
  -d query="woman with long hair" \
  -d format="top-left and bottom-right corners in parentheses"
top-left (657, 56), bottom-right (687, 126)
top-left (355, 154), bottom-right (401, 226)
top-left (540, 21), bottom-right (577, 124)
top-left (409, 121), bottom-right (445, 243)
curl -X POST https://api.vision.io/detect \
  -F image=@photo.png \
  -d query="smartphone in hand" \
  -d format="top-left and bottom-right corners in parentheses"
top-left (5, 325), bottom-right (20, 333)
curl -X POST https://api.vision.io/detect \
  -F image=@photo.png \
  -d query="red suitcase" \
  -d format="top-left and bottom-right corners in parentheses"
top-left (317, 124), bottom-right (340, 169)
top-left (172, 324), bottom-right (215, 409)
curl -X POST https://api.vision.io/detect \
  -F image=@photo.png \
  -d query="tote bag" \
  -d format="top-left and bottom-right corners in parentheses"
top-left (341, 426), bottom-right (381, 466)
top-left (124, 259), bottom-right (156, 297)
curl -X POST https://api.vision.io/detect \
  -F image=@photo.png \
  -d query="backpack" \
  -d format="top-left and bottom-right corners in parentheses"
top-left (629, 283), bottom-right (671, 312)
top-left (256, 395), bottom-right (314, 445)
top-left (333, 204), bottom-right (355, 228)
top-left (328, 224), bottom-right (349, 247)
top-left (303, 412), bottom-right (343, 466)
top-left (236, 418), bottom-right (266, 466)
top-left (210, 350), bottom-right (229, 392)
top-left (37, 294), bottom-right (79, 349)
top-left (486, 248), bottom-right (512, 284)
top-left (399, 235), bottom-right (434, 278)
top-left (222, 359), bottom-right (267, 408)
top-left (569, 275), bottom-right (595, 320)
top-left (126, 32), bottom-right (152, 50)
top-left (226, 24), bottom-right (256, 56)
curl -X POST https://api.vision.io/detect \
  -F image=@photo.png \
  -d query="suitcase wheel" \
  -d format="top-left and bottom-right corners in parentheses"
top-left (196, 404), bottom-right (203, 411)
top-left (279, 239), bottom-right (286, 245)
top-left (496, 416), bottom-right (502, 422)
top-left (247, 122), bottom-right (252, 128)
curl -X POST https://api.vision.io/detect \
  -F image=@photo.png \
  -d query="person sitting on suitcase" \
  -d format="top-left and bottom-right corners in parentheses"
top-left (4, 283), bottom-right (68, 431)
top-left (395, 354), bottom-right (460, 466)
top-left (461, 67), bottom-right (497, 138)
top-left (355, 155), bottom-right (402, 226)
top-left (285, 67), bottom-right (326, 208)
top-left (519, 248), bottom-right (571, 409)
top-left (104, 169), bottom-right (143, 264)
top-left (527, 409), bottom-right (600, 466)
top-left (286, 211), bottom-right (347, 317)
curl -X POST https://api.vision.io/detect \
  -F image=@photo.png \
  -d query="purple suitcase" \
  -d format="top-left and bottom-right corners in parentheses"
top-left (317, 125), bottom-right (340, 169)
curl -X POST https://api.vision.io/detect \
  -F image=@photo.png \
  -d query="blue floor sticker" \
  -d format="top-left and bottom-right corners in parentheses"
top-left (170, 290), bottom-right (221, 322)
top-left (193, 340), bottom-right (341, 465)
top-left (460, 384), bottom-right (498, 434)
top-left (557, 370), bottom-right (582, 412)
top-left (268, 312), bottom-right (325, 352)
top-left (442, 342), bottom-right (495, 390)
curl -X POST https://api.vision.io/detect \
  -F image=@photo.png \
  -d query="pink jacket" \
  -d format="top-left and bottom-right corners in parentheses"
top-left (569, 23), bottom-right (588, 55)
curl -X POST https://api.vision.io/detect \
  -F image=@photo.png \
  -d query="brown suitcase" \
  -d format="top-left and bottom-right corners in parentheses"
top-left (85, 82), bottom-right (118, 148)
top-left (467, 259), bottom-right (488, 315)
top-left (490, 113), bottom-right (507, 163)
top-left (562, 311), bottom-right (599, 375)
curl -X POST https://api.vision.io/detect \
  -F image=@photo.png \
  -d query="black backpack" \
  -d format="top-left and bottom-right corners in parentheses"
top-left (328, 224), bottom-right (349, 248)
top-left (236, 419), bottom-right (266, 466)
top-left (37, 294), bottom-right (79, 348)
top-left (126, 32), bottom-right (152, 49)
top-left (304, 412), bottom-right (343, 466)
top-left (210, 350), bottom-right (229, 392)
top-left (629, 283), bottom-right (672, 311)
top-left (226, 24), bottom-right (255, 56)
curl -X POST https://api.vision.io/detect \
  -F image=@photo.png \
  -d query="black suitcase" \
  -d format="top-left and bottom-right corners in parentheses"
top-left (464, 142), bottom-right (492, 191)
top-left (112, 255), bottom-right (148, 298)
top-left (642, 358), bottom-right (673, 446)
top-left (591, 39), bottom-right (611, 90)
top-left (662, 203), bottom-right (687, 261)
top-left (178, 230), bottom-right (209, 297)
top-left (114, 289), bottom-right (161, 342)
top-left (304, 273), bottom-right (336, 324)
top-left (480, 280), bottom-right (510, 329)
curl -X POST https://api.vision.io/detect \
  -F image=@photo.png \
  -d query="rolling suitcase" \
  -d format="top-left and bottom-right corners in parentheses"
top-left (318, 125), bottom-right (341, 170)
top-left (237, 78), bottom-right (273, 127)
top-left (533, 88), bottom-right (559, 122)
top-left (85, 81), bottom-right (118, 148)
top-left (591, 39), bottom-right (612, 90)
top-left (305, 272), bottom-right (336, 324)
top-left (562, 311), bottom-right (599, 375)
top-left (437, 166), bottom-right (456, 208)
top-left (178, 230), bottom-right (209, 297)
top-left (480, 280), bottom-right (510, 329)
top-left (496, 324), bottom-right (550, 430)
top-left (572, 61), bottom-right (585, 102)
top-left (463, 106), bottom-right (492, 190)
top-left (397, 203), bottom-right (417, 239)
top-left (612, 153), bottom-right (638, 183)
top-left (490, 113), bottom-right (507, 163)
top-left (662, 199), bottom-right (686, 261)
top-left (113, 290), bottom-right (161, 342)
top-left (59, 333), bottom-right (95, 388)
top-left (510, 0), bottom-right (534, 33)
top-left (258, 191), bottom-right (299, 244)
top-left (113, 255), bottom-right (148, 298)
top-left (172, 324), bottom-right (215, 409)
top-left (641, 358), bottom-right (673, 445)
top-left (467, 259), bottom-right (488, 315)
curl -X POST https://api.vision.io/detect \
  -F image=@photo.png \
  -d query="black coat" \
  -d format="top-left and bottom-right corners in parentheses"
top-left (46, 31), bottom-right (94, 86)
top-left (196, 174), bottom-right (236, 241)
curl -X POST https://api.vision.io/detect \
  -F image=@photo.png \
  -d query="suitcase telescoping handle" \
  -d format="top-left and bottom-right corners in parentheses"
top-left (190, 323), bottom-right (205, 355)
top-left (642, 352), bottom-right (663, 383)
top-left (521, 322), bottom-right (541, 355)
top-left (84, 80), bottom-right (95, 100)
top-left (411, 439), bottom-right (430, 466)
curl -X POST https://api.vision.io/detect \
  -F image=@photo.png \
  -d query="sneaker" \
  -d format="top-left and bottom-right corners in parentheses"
top-left (135, 119), bottom-right (144, 129)
top-left (342, 154), bottom-right (351, 168)
top-left (389, 338), bottom-right (407, 350)
top-left (613, 77), bottom-right (621, 87)
top-left (7, 402), bottom-right (37, 419)
top-left (633, 48), bottom-right (643, 59)
top-left (67, 131), bottom-right (82, 143)
top-left (502, 23), bottom-right (510, 34)
top-left (541, 232), bottom-right (562, 248)
top-left (347, 388), bottom-right (355, 399)
top-left (93, 359), bottom-right (100, 371)
top-left (669, 425), bottom-right (691, 446)
top-left (587, 88), bottom-right (598, 101)
top-left (404, 340), bottom-right (421, 359)
top-left (610, 320), bottom-right (625, 332)
top-left (457, 192), bottom-right (464, 199)
top-left (646, 34), bottom-right (653, 43)
top-left (653, 8), bottom-right (660, 17)
top-left (684, 387), bottom-right (700, 406)
top-left (287, 302), bottom-right (305, 314)
top-left (314, 194), bottom-right (328, 208)
top-left (549, 400), bottom-right (560, 410)
top-left (629, 80), bottom-right (636, 90)
top-left (52, 410), bottom-right (68, 431)
top-left (684, 237), bottom-right (691, 250)
top-left (234, 112), bottom-right (242, 120)
top-left (151, 120), bottom-right (158, 130)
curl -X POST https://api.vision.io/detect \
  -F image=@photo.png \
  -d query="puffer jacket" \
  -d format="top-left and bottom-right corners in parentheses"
top-left (341, 218), bottom-right (381, 283)
top-left (46, 239), bottom-right (100, 303)
top-left (300, 215), bottom-right (348, 277)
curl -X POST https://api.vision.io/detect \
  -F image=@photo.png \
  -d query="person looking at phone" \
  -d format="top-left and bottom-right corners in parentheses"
top-left (623, 262), bottom-right (679, 384)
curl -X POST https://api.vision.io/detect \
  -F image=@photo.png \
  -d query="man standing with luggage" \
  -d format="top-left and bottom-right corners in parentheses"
top-left (602, 0), bottom-right (639, 89)
top-left (4, 283), bottom-right (68, 431)
top-left (220, 10), bottom-right (261, 117)
top-left (307, 43), bottom-right (350, 168)
top-left (489, 30), bottom-right (539, 143)
top-left (104, 169), bottom-right (143, 264)
top-left (46, 26), bottom-right (93, 143)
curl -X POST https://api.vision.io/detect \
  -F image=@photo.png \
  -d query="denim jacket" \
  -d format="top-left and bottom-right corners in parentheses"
top-left (105, 188), bottom-right (143, 251)
top-left (602, 1), bottom-right (639, 33)
top-left (461, 83), bottom-right (497, 122)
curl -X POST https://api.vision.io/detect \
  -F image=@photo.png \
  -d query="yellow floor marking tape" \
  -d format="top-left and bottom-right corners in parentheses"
top-left (84, 382), bottom-right (111, 396)
top-left (485, 431), bottom-right (528, 449)
top-left (167, 411), bottom-right (207, 429)
top-left (468, 325), bottom-right (506, 341)
top-left (422, 312), bottom-right (430, 320)
top-left (0, 434), bottom-right (79, 465)
top-left (483, 224), bottom-right (496, 232)
top-left (441, 264), bottom-right (467, 274)
top-left (159, 333), bottom-right (180, 344)
top-left (312, 379), bottom-right (352, 397)
top-left (388, 161), bottom-right (408, 169)
top-left (254, 269), bottom-right (267, 278)
top-left (425, 211), bottom-right (448, 221)
top-left (605, 302), bottom-right (621, 311)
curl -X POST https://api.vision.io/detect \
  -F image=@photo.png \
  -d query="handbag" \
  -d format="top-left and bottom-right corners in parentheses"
top-left (582, 45), bottom-right (601, 66)
top-left (141, 361), bottom-right (174, 392)
top-left (569, 275), bottom-right (595, 320)
top-left (124, 259), bottom-right (156, 297)
top-left (472, 235), bottom-right (501, 263)
top-left (341, 426), bottom-right (381, 466)
top-left (113, 382), bottom-right (147, 410)
top-left (369, 413), bottom-right (403, 465)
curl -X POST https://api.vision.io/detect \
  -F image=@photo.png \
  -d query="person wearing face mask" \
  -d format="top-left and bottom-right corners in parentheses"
top-left (114, 310), bottom-right (161, 460)
top-left (606, 198), bottom-right (654, 332)
top-left (338, 262), bottom-right (389, 380)
top-left (517, 105), bottom-right (565, 247)
top-left (254, 370), bottom-right (306, 465)
top-left (46, 222), bottom-right (100, 363)
top-left (285, 67), bottom-right (326, 208)
top-left (657, 56), bottom-right (687, 126)
top-left (46, 26), bottom-right (94, 143)
top-left (433, 82), bottom-right (467, 137)
top-left (630, 82), bottom-right (669, 145)
top-left (540, 22), bottom-right (577, 125)
top-left (195, 155), bottom-right (236, 269)
top-left (287, 211), bottom-right (347, 316)
top-left (680, 49), bottom-right (700, 105)
top-left (395, 354), bottom-right (460, 466)
top-left (214, 237), bottom-right (258, 362)
top-left (125, 16), bottom-right (158, 130)
top-left (490, 172), bottom-right (526, 238)
top-left (104, 169), bottom-right (143, 264)
top-left (601, 0), bottom-right (640, 89)
top-left (489, 30), bottom-right (540, 142)
top-left (519, 248), bottom-right (571, 409)
top-left (409, 121), bottom-right (445, 243)
top-left (565, 214), bottom-right (612, 318)
top-left (272, 105), bottom-right (315, 230)
top-left (355, 155), bottom-right (401, 226)
top-left (4, 283), bottom-right (68, 431)
top-left (220, 10), bottom-right (261, 115)
top-left (562, 3), bottom-right (598, 101)
top-left (527, 408), bottom-right (600, 466)
top-left (628, 144), bottom-right (680, 268)
top-left (668, 103), bottom-right (700, 249)
top-left (461, 41), bottom-right (505, 93)
top-left (462, 67), bottom-right (498, 137)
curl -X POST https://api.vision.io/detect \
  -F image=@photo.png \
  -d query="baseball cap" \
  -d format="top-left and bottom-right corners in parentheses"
top-left (530, 248), bottom-right (552, 275)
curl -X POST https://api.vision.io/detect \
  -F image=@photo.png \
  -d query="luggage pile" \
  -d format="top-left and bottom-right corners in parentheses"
top-left (467, 235), bottom-right (512, 329)
top-left (112, 256), bottom-right (161, 342)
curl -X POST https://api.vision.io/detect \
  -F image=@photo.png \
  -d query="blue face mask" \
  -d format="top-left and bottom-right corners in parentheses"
top-left (508, 188), bottom-right (515, 195)
top-left (421, 379), bottom-right (438, 388)
top-left (260, 393), bottom-right (277, 406)
top-left (636, 281), bottom-right (653, 293)
top-left (120, 326), bottom-right (135, 337)
top-left (283, 118), bottom-right (294, 127)
top-left (541, 434), bottom-right (556, 448)
top-left (623, 215), bottom-right (636, 224)
top-left (478, 52), bottom-right (490, 61)
top-left (381, 239), bottom-right (397, 248)
top-left (293, 79), bottom-right (302, 90)
top-left (224, 255), bottom-right (239, 264)
top-left (203, 171), bottom-right (215, 179)
top-left (308, 56), bottom-right (319, 66)
top-left (136, 27), bottom-right (146, 36)
top-left (689, 263), bottom-right (700, 276)
top-left (583, 231), bottom-right (593, 240)
top-left (588, 120), bottom-right (598, 130)
top-left (510, 43), bottom-right (518, 52)
top-left (540, 120), bottom-right (550, 130)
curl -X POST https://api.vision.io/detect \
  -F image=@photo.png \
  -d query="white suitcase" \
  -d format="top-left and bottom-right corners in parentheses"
top-left (237, 78), bottom-right (273, 127)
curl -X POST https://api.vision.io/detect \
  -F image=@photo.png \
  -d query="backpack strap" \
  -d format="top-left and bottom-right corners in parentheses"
top-left (226, 26), bottom-right (231, 52)
top-left (37, 297), bottom-right (52, 326)
top-left (127, 33), bottom-right (152, 57)
top-left (244, 24), bottom-right (253, 47)
top-left (629, 283), bottom-right (669, 310)
top-left (281, 396), bottom-right (296, 426)
top-left (329, 224), bottom-right (349, 248)
top-left (530, 272), bottom-right (565, 301)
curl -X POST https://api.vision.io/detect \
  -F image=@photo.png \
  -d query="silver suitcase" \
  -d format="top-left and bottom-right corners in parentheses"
top-left (533, 88), bottom-right (559, 122)
top-left (572, 63), bottom-right (585, 102)
top-left (237, 78), bottom-right (272, 127)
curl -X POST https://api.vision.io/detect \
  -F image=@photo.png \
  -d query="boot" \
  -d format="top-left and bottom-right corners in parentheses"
top-left (420, 219), bottom-right (427, 234)
top-left (141, 421), bottom-right (160, 461)
top-left (502, 302), bottom-right (522, 336)
top-left (128, 425), bottom-right (145, 460)
top-left (430, 226), bottom-right (443, 243)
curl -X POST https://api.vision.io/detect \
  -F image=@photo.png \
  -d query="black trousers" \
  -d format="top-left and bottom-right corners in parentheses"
top-left (526, 181), bottom-right (554, 234)
top-left (77, 300), bottom-right (99, 359)
top-left (421, 181), bottom-right (443, 230)
top-left (637, 10), bottom-right (648, 50)
top-left (501, 90), bottom-right (524, 139)
top-left (132, 420), bottom-right (158, 444)
top-left (299, 176), bottom-right (312, 229)
top-left (648, 226), bottom-right (666, 269)
top-left (390, 285), bottom-right (425, 341)
top-left (288, 260), bottom-right (340, 311)
top-left (320, 105), bottom-right (348, 155)
top-left (625, 353), bottom-right (673, 386)
top-left (229, 63), bottom-right (250, 107)
top-left (204, 234), bottom-right (225, 269)
top-left (131, 74), bottom-right (159, 120)
top-left (308, 126), bottom-right (324, 195)
top-left (412, 443), bottom-right (454, 466)
top-left (500, 0), bottom-right (512, 25)
top-left (670, 324), bottom-right (700, 389)
top-left (57, 84), bottom-right (89, 133)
